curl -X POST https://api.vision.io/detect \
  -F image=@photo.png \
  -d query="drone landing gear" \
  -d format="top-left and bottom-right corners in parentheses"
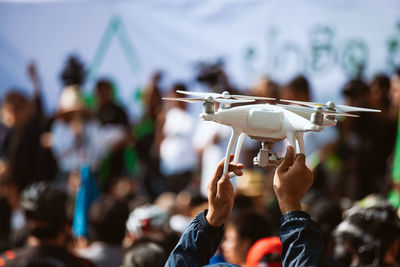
top-left (253, 142), bottom-right (283, 169)
top-left (223, 130), bottom-right (245, 177)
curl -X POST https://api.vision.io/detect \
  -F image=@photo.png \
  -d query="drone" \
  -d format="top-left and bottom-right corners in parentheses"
top-left (163, 90), bottom-right (380, 177)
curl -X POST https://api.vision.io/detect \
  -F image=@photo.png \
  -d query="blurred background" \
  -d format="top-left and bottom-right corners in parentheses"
top-left (1, 0), bottom-right (400, 266)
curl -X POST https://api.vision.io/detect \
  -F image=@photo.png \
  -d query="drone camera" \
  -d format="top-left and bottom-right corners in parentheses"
top-left (253, 142), bottom-right (282, 168)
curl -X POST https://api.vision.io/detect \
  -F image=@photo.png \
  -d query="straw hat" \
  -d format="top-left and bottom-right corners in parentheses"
top-left (57, 85), bottom-right (85, 116)
top-left (236, 170), bottom-right (266, 197)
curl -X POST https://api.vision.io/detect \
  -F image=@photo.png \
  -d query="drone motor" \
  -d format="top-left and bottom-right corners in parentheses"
top-left (310, 106), bottom-right (324, 126)
top-left (203, 96), bottom-right (215, 114)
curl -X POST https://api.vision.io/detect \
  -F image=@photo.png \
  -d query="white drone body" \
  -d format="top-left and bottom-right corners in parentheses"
top-left (164, 90), bottom-right (380, 176)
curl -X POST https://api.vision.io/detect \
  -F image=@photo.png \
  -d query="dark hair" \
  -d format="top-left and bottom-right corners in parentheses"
top-left (172, 83), bottom-right (187, 93)
top-left (95, 79), bottom-right (113, 92)
top-left (371, 74), bottom-right (390, 92)
top-left (3, 91), bottom-right (30, 111)
top-left (21, 182), bottom-right (68, 239)
top-left (287, 75), bottom-right (311, 100)
top-left (342, 79), bottom-right (369, 98)
top-left (334, 197), bottom-right (400, 265)
top-left (60, 55), bottom-right (85, 86)
top-left (227, 211), bottom-right (272, 244)
top-left (89, 196), bottom-right (129, 244)
top-left (123, 238), bottom-right (167, 267)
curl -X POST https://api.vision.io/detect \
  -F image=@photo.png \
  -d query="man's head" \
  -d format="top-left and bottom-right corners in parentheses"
top-left (342, 79), bottom-right (370, 107)
top-left (282, 75), bottom-right (311, 102)
top-left (123, 238), bottom-right (167, 267)
top-left (89, 195), bottom-right (129, 245)
top-left (21, 182), bottom-right (68, 240)
top-left (1, 91), bottom-right (31, 128)
top-left (222, 211), bottom-right (272, 265)
top-left (333, 194), bottom-right (400, 266)
top-left (95, 79), bottom-right (114, 106)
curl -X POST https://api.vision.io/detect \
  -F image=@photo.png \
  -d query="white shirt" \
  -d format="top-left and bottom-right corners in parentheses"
top-left (160, 107), bottom-right (197, 175)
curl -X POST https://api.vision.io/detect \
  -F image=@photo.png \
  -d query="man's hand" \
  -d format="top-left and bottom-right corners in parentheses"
top-left (206, 155), bottom-right (244, 227)
top-left (273, 146), bottom-right (314, 214)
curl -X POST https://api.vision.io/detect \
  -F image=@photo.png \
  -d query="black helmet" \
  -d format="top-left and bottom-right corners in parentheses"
top-left (333, 194), bottom-right (400, 266)
top-left (21, 182), bottom-right (68, 239)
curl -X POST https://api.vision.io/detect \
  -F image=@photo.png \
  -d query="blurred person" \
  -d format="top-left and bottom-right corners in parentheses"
top-left (311, 79), bottom-right (388, 200)
top-left (280, 75), bottom-right (311, 102)
top-left (193, 119), bottom-right (231, 197)
top-left (123, 238), bottom-right (168, 267)
top-left (369, 74), bottom-right (391, 117)
top-left (342, 79), bottom-right (391, 199)
top-left (156, 83), bottom-right (197, 193)
top-left (0, 196), bottom-right (11, 252)
top-left (60, 55), bottom-right (86, 88)
top-left (221, 211), bottom-right (273, 265)
top-left (0, 87), bottom-right (43, 189)
top-left (235, 169), bottom-right (268, 212)
top-left (390, 70), bottom-right (400, 120)
top-left (245, 236), bottom-right (282, 267)
top-left (235, 169), bottom-right (281, 231)
top-left (50, 85), bottom-right (126, 185)
top-left (0, 170), bottom-right (26, 249)
top-left (333, 194), bottom-right (400, 266)
top-left (95, 78), bottom-right (128, 126)
top-left (250, 76), bottom-right (279, 100)
top-left (125, 203), bottom-right (176, 249)
top-left (277, 74), bottom-right (338, 167)
top-left (0, 182), bottom-right (94, 266)
top-left (368, 75), bottom-right (397, 194)
top-left (134, 71), bottom-right (163, 198)
top-left (308, 197), bottom-right (343, 266)
top-left (195, 59), bottom-right (236, 93)
top-left (77, 195), bottom-right (130, 267)
top-left (94, 79), bottom-right (133, 191)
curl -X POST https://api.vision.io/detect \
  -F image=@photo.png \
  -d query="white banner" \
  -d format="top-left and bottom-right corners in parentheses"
top-left (1, 0), bottom-right (400, 118)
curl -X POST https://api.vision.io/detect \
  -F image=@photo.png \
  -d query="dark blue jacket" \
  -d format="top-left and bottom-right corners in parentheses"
top-left (280, 210), bottom-right (329, 267)
top-left (166, 210), bottom-right (328, 267)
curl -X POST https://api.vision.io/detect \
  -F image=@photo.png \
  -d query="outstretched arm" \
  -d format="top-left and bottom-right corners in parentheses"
top-left (273, 146), bottom-right (328, 267)
top-left (166, 155), bottom-right (243, 267)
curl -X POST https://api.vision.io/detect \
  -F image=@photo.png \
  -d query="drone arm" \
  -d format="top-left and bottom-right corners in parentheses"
top-left (223, 128), bottom-right (240, 176)
top-left (296, 132), bottom-right (305, 154)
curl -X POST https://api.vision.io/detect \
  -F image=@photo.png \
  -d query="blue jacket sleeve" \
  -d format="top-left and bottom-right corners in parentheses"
top-left (165, 210), bottom-right (224, 267)
top-left (279, 210), bottom-right (329, 267)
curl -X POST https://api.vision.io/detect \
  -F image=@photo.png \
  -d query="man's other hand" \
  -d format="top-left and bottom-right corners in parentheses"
top-left (273, 146), bottom-right (314, 214)
top-left (206, 155), bottom-right (244, 227)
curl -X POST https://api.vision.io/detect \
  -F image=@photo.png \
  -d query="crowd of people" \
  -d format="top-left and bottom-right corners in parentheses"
top-left (0, 55), bottom-right (400, 267)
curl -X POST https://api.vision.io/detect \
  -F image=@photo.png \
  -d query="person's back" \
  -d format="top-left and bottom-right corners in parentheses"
top-left (77, 195), bottom-right (129, 267)
top-left (2, 245), bottom-right (93, 267)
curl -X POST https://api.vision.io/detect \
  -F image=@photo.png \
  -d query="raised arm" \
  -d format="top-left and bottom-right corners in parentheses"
top-left (273, 146), bottom-right (328, 267)
top-left (166, 155), bottom-right (243, 267)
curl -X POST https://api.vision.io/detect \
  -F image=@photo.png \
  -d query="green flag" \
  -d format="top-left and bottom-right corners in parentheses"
top-left (389, 107), bottom-right (400, 208)
top-left (393, 106), bottom-right (400, 182)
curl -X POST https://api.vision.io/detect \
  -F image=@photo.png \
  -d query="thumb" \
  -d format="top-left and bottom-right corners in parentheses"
top-left (278, 146), bottom-right (295, 172)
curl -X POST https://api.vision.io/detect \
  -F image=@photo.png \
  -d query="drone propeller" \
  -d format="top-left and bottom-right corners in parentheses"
top-left (176, 90), bottom-right (275, 101)
top-left (162, 97), bottom-right (204, 103)
top-left (277, 104), bottom-right (359, 117)
top-left (280, 99), bottom-right (381, 113)
top-left (162, 97), bottom-right (254, 105)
